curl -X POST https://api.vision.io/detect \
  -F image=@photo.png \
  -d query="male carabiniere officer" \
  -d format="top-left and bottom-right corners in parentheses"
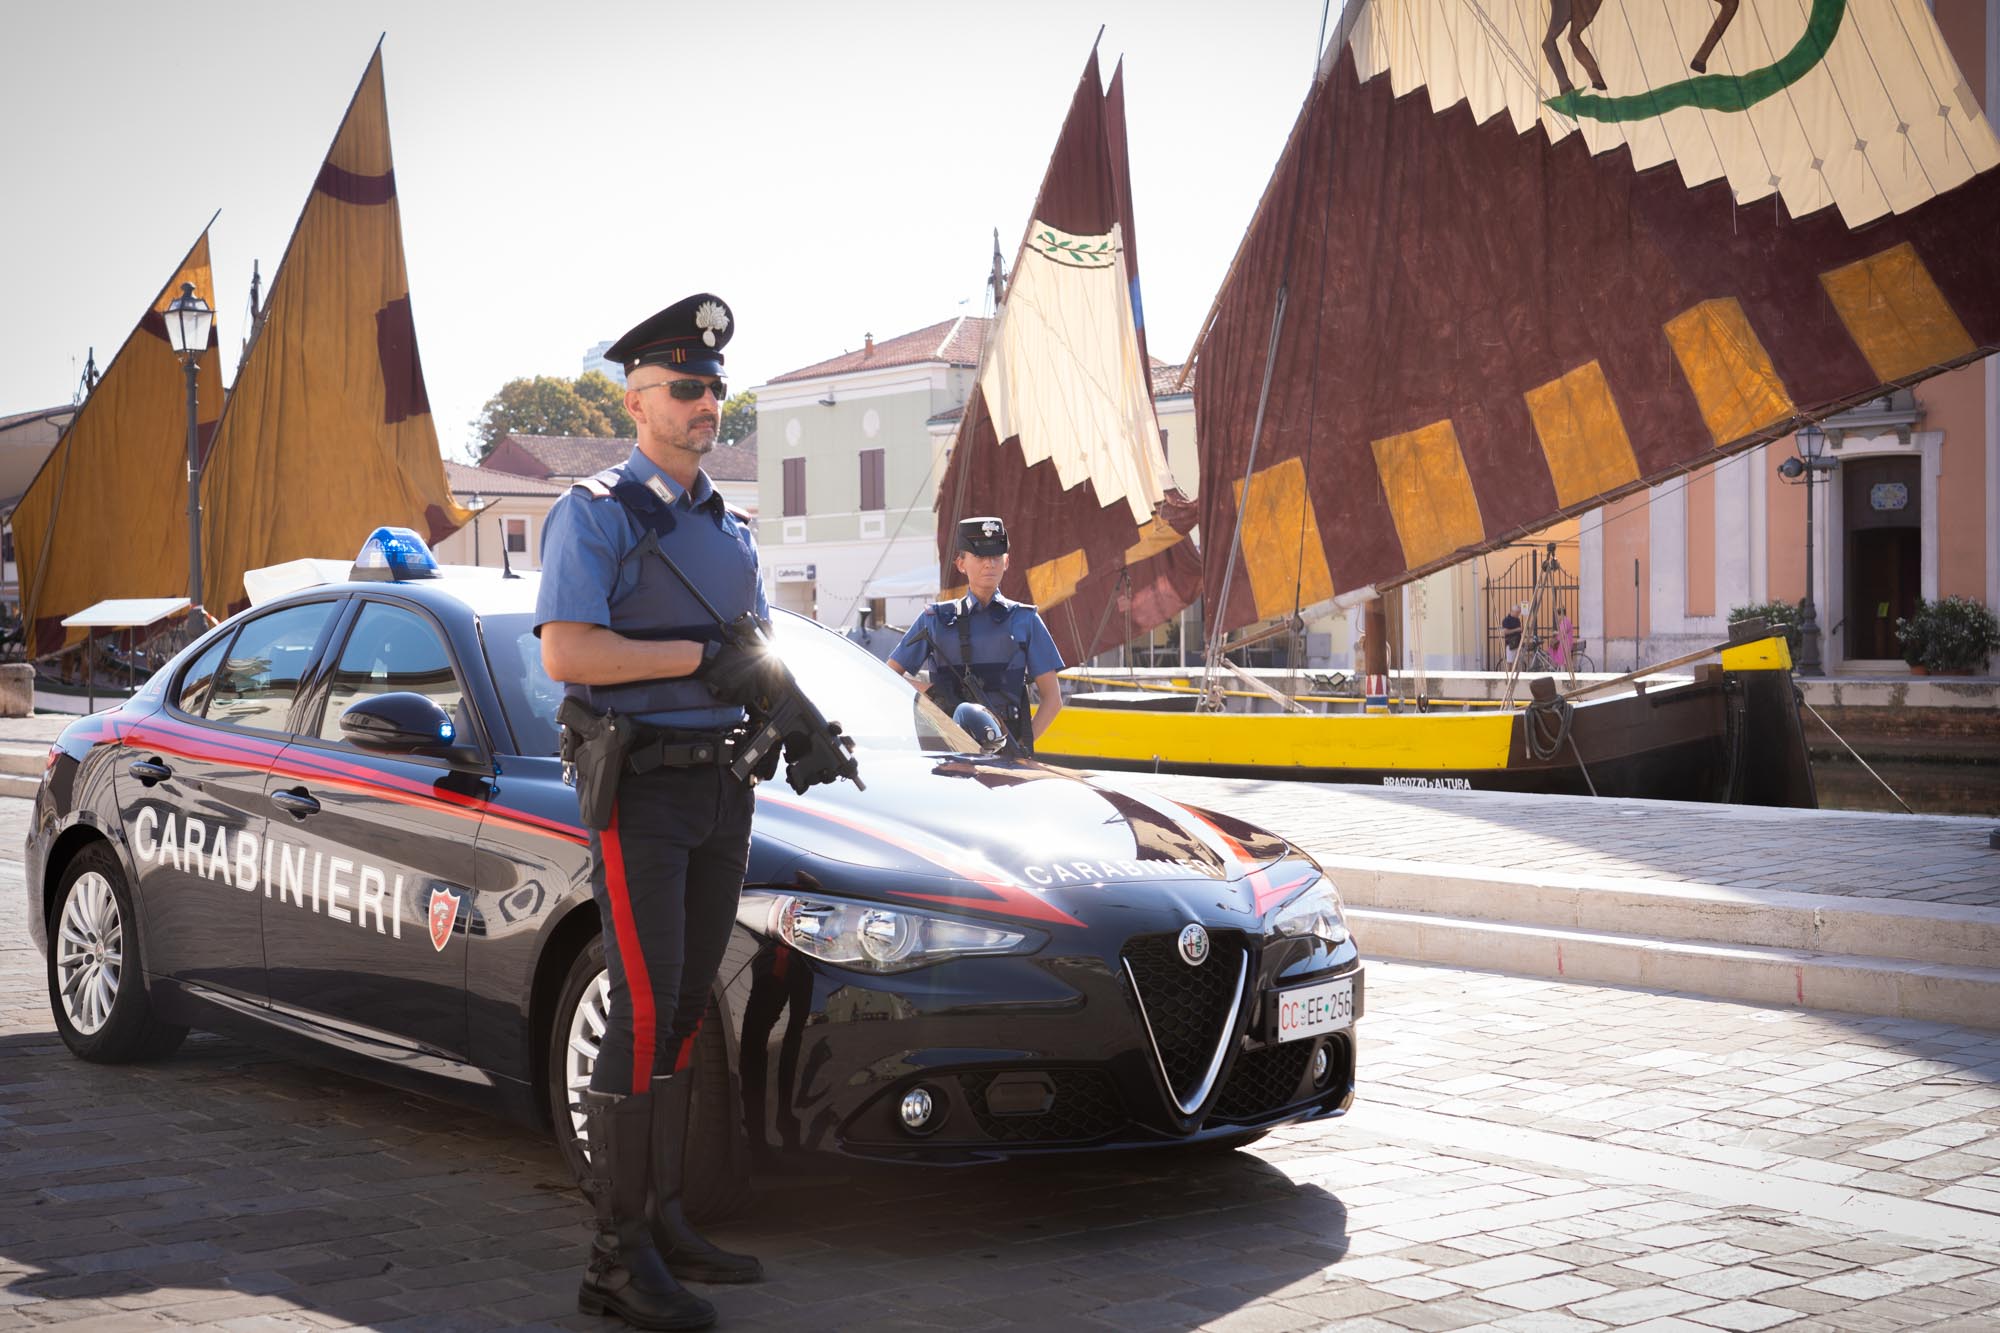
top-left (539, 293), bottom-right (774, 1331)
top-left (889, 516), bottom-right (1065, 752)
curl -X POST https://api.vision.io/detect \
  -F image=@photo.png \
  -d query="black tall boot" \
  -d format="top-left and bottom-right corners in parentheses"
top-left (649, 1073), bottom-right (764, 1284)
top-left (578, 1089), bottom-right (717, 1330)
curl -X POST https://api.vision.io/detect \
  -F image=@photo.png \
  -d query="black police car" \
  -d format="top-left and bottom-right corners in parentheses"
top-left (25, 531), bottom-right (1363, 1214)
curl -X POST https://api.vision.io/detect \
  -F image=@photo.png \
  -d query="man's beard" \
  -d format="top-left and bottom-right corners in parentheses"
top-left (671, 418), bottom-right (718, 455)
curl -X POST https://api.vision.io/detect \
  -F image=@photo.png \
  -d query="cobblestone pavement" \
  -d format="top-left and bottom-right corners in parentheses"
top-left (6, 855), bottom-right (2000, 1330)
top-left (1113, 776), bottom-right (2000, 910)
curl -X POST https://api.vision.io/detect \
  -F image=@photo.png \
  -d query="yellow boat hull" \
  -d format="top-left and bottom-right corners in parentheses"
top-left (1037, 637), bottom-right (1815, 806)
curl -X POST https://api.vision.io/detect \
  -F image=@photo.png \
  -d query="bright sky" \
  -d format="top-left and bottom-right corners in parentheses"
top-left (2, 1), bottom-right (1333, 460)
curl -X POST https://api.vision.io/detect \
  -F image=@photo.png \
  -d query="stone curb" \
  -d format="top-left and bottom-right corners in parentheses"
top-left (1349, 906), bottom-right (2000, 1029)
top-left (1322, 854), bottom-right (2000, 971)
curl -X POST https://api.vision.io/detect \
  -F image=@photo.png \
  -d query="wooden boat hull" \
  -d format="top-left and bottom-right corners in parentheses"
top-left (1037, 639), bottom-right (1817, 808)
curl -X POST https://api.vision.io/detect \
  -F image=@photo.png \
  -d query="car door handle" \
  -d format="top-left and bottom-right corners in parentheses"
top-left (129, 758), bottom-right (172, 787)
top-left (269, 788), bottom-right (321, 819)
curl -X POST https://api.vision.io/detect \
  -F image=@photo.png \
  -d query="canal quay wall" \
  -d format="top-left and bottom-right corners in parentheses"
top-left (1120, 774), bottom-right (2000, 1033)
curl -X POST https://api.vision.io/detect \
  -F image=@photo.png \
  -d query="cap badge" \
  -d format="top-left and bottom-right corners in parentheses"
top-left (981, 519), bottom-right (1000, 538)
top-left (695, 300), bottom-right (730, 348)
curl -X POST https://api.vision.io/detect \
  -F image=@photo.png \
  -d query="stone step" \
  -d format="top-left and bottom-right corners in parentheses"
top-left (1321, 854), bottom-right (2000, 972)
top-left (0, 775), bottom-right (39, 800)
top-left (0, 744), bottom-right (47, 780)
top-left (1347, 907), bottom-right (2000, 1030)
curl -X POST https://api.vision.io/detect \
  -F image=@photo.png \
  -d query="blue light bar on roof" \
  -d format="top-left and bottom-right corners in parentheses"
top-left (352, 526), bottom-right (441, 582)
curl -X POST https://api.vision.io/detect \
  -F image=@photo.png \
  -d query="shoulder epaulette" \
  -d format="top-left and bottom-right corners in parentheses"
top-left (573, 463), bottom-right (627, 501)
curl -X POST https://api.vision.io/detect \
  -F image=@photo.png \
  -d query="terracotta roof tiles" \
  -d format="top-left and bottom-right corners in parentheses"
top-left (444, 459), bottom-right (568, 497)
top-left (478, 431), bottom-right (759, 485)
top-left (766, 317), bottom-right (989, 384)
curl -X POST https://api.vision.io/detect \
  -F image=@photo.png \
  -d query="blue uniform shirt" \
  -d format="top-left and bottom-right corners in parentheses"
top-left (536, 447), bottom-right (767, 730)
top-left (890, 593), bottom-right (1064, 701)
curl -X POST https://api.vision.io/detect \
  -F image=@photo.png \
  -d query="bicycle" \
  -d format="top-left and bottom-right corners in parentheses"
top-left (1516, 634), bottom-right (1596, 677)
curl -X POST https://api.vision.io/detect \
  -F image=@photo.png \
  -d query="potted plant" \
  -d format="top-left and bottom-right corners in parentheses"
top-left (1894, 605), bottom-right (1930, 674)
top-left (1897, 596), bottom-right (2000, 675)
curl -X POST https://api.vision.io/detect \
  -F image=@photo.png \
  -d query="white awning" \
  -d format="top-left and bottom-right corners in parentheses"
top-left (863, 564), bottom-right (942, 599)
top-left (61, 597), bottom-right (192, 629)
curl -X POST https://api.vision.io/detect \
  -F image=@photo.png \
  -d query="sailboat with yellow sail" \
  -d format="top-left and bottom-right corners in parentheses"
top-left (14, 42), bottom-right (468, 657)
top-left (946, 2), bottom-right (2000, 803)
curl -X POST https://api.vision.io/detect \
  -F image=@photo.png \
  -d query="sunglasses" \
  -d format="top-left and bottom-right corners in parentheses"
top-left (639, 377), bottom-right (729, 403)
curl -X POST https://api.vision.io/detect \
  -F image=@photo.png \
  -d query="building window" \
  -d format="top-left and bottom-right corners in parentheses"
top-left (783, 458), bottom-right (806, 517)
top-left (503, 516), bottom-right (529, 556)
top-left (1, 526), bottom-right (12, 565)
top-left (859, 449), bottom-right (885, 511)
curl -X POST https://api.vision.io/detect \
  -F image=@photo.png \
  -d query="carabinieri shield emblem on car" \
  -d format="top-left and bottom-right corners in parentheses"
top-left (1177, 923), bottom-right (1209, 966)
top-left (429, 887), bottom-right (461, 953)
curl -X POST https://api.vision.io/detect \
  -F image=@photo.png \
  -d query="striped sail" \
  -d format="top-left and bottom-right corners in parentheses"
top-left (1192, 0), bottom-right (2000, 634)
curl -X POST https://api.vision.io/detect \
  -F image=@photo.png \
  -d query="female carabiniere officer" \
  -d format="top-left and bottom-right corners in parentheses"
top-left (538, 294), bottom-right (779, 1331)
top-left (889, 516), bottom-right (1065, 753)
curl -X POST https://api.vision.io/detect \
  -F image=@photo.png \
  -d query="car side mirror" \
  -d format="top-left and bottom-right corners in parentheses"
top-left (340, 692), bottom-right (466, 757)
top-left (951, 702), bottom-right (1008, 754)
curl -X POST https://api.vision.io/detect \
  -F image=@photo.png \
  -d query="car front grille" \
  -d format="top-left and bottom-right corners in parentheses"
top-left (1122, 930), bottom-right (1246, 1109)
top-left (1212, 1039), bottom-right (1315, 1121)
top-left (958, 1070), bottom-right (1125, 1144)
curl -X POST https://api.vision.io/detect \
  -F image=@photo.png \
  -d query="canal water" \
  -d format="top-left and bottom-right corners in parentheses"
top-left (1812, 757), bottom-right (2000, 817)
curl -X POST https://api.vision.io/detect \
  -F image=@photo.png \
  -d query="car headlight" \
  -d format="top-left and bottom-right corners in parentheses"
top-left (735, 889), bottom-right (1041, 973)
top-left (1266, 877), bottom-right (1350, 947)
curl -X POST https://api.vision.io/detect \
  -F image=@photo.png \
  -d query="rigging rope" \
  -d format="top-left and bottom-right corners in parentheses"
top-left (1800, 696), bottom-right (1914, 814)
top-left (1523, 693), bottom-right (1598, 798)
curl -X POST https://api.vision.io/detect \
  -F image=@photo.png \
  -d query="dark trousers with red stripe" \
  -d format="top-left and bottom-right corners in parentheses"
top-left (589, 763), bottom-right (755, 1097)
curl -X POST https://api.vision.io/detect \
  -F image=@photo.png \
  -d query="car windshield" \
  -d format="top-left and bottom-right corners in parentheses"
top-left (481, 610), bottom-right (976, 759)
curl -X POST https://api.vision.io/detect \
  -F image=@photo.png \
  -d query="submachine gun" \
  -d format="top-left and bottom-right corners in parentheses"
top-left (560, 531), bottom-right (862, 829)
top-left (646, 530), bottom-right (861, 795)
top-left (918, 625), bottom-right (1027, 759)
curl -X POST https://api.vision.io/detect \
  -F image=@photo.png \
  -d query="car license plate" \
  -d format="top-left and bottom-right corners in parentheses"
top-left (1271, 974), bottom-right (1357, 1043)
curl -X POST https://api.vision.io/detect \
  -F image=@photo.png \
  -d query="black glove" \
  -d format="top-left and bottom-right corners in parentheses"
top-left (702, 640), bottom-right (792, 709)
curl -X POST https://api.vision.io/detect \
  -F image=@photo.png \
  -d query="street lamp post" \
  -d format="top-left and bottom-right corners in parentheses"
top-left (1778, 422), bottom-right (1837, 676)
top-left (162, 282), bottom-right (213, 619)
top-left (467, 494), bottom-right (485, 565)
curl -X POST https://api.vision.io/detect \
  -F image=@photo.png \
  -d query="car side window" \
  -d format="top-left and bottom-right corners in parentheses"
top-left (319, 602), bottom-right (466, 744)
top-left (205, 603), bottom-right (338, 733)
top-left (176, 634), bottom-right (234, 716)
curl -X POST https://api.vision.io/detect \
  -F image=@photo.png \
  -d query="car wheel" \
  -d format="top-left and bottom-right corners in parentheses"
top-left (548, 938), bottom-right (749, 1223)
top-left (46, 842), bottom-right (187, 1063)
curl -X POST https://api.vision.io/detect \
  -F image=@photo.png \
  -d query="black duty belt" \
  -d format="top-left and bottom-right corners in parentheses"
top-left (626, 728), bottom-right (746, 775)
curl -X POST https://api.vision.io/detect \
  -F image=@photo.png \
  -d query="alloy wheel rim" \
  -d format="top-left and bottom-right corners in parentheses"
top-left (55, 872), bottom-right (122, 1035)
top-left (564, 968), bottom-right (610, 1158)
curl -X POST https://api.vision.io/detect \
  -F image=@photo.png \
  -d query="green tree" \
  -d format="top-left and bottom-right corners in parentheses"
top-left (574, 370), bottom-right (636, 438)
top-left (719, 390), bottom-right (757, 446)
top-left (470, 375), bottom-right (614, 458)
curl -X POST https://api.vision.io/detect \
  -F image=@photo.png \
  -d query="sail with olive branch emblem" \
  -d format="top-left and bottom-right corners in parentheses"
top-left (935, 47), bottom-right (1200, 666)
top-left (1190, 0), bottom-right (2000, 637)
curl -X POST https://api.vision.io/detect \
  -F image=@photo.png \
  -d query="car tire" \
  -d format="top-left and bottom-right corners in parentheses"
top-left (548, 938), bottom-right (750, 1224)
top-left (46, 842), bottom-right (187, 1063)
